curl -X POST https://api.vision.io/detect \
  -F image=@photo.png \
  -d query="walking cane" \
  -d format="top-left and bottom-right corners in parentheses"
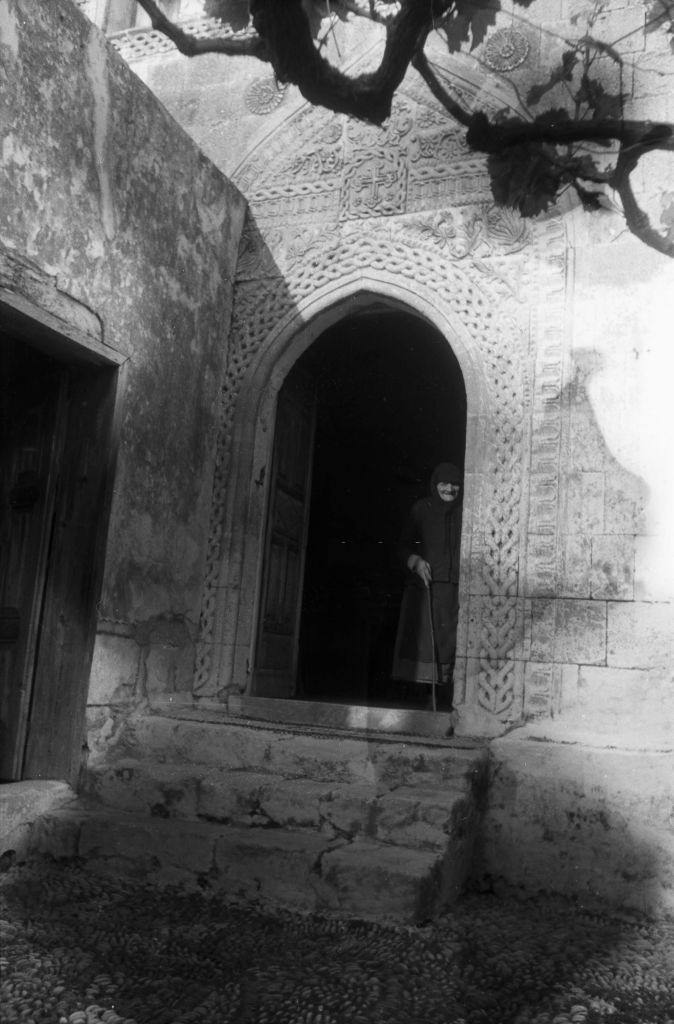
top-left (426, 583), bottom-right (437, 713)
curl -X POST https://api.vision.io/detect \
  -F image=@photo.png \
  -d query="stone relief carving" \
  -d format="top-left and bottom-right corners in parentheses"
top-left (245, 75), bottom-right (287, 115)
top-left (482, 28), bottom-right (531, 72)
top-left (195, 77), bottom-right (567, 727)
top-left (340, 149), bottom-right (408, 219)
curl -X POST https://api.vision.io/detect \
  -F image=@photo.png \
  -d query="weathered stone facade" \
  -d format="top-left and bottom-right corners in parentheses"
top-left (0, 0), bottom-right (245, 771)
top-left (3, 0), bottom-right (673, 917)
top-left (111, 2), bottom-right (674, 743)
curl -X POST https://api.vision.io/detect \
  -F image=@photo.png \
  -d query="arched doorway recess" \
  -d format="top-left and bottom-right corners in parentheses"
top-left (192, 201), bottom-right (568, 733)
top-left (252, 308), bottom-right (467, 707)
top-left (193, 271), bottom-right (522, 731)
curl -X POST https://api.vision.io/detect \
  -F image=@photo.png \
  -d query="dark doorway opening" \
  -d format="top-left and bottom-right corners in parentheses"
top-left (253, 308), bottom-right (466, 707)
top-left (1, 317), bottom-right (117, 783)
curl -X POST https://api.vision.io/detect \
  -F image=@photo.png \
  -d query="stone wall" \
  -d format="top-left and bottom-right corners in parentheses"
top-left (0, 0), bottom-right (246, 760)
top-left (107, 0), bottom-right (674, 741)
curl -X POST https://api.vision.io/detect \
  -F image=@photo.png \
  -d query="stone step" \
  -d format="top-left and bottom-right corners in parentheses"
top-left (102, 711), bottom-right (486, 787)
top-left (226, 694), bottom-right (459, 738)
top-left (0, 780), bottom-right (78, 865)
top-left (25, 802), bottom-right (477, 924)
top-left (82, 757), bottom-right (477, 852)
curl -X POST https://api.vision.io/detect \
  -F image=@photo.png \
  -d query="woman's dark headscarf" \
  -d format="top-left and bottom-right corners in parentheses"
top-left (430, 462), bottom-right (463, 503)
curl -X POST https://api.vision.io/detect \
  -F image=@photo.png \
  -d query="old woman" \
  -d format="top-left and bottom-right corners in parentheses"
top-left (392, 462), bottom-right (463, 713)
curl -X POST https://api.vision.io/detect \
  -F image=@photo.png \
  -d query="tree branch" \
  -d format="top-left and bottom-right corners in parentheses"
top-left (611, 142), bottom-right (674, 257)
top-left (130, 0), bottom-right (674, 259)
top-left (467, 111), bottom-right (674, 155)
top-left (134, 0), bottom-right (268, 58)
top-left (411, 48), bottom-right (473, 127)
top-left (248, 0), bottom-right (449, 123)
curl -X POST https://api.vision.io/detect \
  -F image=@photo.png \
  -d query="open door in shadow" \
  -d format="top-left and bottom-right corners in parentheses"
top-left (252, 309), bottom-right (465, 707)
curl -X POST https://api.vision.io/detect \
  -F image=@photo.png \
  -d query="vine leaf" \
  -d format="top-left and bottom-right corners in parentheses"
top-left (488, 143), bottom-right (565, 217)
top-left (443, 0), bottom-right (499, 54)
top-left (645, 0), bottom-right (674, 52)
top-left (577, 74), bottom-right (625, 121)
top-left (526, 50), bottom-right (579, 106)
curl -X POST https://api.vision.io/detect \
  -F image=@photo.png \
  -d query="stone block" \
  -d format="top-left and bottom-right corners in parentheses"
top-left (0, 784), bottom-right (80, 864)
top-left (573, 666), bottom-right (674, 745)
top-left (590, 535), bottom-right (635, 600)
top-left (79, 814), bottom-right (215, 881)
top-left (88, 634), bottom-right (140, 704)
top-left (528, 600), bottom-right (556, 661)
top-left (523, 532), bottom-right (558, 597)
top-left (0, 780), bottom-right (76, 838)
top-left (604, 474), bottom-right (647, 535)
top-left (593, 5), bottom-right (648, 53)
top-left (635, 535), bottom-right (674, 602)
top-left (374, 785), bottom-right (463, 851)
top-left (259, 779), bottom-right (331, 829)
top-left (483, 737), bottom-right (674, 917)
top-left (318, 783), bottom-right (378, 837)
top-left (556, 663), bottom-right (581, 713)
top-left (319, 840), bottom-right (446, 924)
top-left (144, 643), bottom-right (195, 697)
top-left (530, 599), bottom-right (606, 664)
top-left (523, 661), bottom-right (557, 718)
top-left (84, 760), bottom-right (199, 819)
top-left (607, 601), bottom-right (674, 669)
top-left (27, 810), bottom-right (81, 861)
top-left (214, 828), bottom-right (327, 911)
top-left (197, 771), bottom-right (271, 824)
top-left (567, 408), bottom-right (607, 473)
top-left (562, 472), bottom-right (604, 535)
top-left (558, 534), bottom-right (592, 598)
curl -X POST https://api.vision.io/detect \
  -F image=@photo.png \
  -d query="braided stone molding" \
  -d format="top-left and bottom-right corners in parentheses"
top-left (193, 80), bottom-right (566, 727)
top-left (194, 226), bottom-right (530, 711)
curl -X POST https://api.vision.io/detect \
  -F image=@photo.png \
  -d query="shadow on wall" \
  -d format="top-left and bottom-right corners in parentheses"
top-left (561, 346), bottom-right (649, 567)
top-left (459, 344), bottom-right (652, 736)
top-left (475, 736), bottom-right (674, 921)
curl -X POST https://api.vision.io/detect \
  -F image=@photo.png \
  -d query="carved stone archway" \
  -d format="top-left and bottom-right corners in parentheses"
top-left (192, 66), bottom-right (569, 736)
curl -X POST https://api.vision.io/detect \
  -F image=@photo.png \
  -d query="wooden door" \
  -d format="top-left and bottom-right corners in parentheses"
top-left (22, 362), bottom-right (116, 782)
top-left (252, 372), bottom-right (316, 697)
top-left (1, 331), bottom-right (116, 784)
top-left (0, 341), bottom-right (66, 781)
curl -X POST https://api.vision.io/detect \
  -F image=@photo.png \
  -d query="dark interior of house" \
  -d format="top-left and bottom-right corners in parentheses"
top-left (294, 309), bottom-right (466, 706)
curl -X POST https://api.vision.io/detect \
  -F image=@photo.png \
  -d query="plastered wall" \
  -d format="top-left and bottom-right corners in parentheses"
top-left (1, 0), bottom-right (246, 758)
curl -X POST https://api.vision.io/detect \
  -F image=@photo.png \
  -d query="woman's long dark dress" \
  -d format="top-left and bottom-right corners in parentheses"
top-left (392, 466), bottom-right (462, 702)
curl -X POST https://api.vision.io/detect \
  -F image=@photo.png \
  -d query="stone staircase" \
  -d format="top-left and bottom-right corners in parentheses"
top-left (21, 709), bottom-right (490, 924)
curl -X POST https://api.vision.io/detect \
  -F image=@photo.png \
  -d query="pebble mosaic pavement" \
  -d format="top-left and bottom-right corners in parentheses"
top-left (1, 863), bottom-right (673, 1024)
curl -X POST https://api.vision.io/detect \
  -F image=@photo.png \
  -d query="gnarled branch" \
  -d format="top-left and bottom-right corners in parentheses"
top-left (135, 0), bottom-right (267, 57)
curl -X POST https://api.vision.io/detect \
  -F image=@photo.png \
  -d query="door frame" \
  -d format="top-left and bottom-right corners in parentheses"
top-left (210, 282), bottom-right (488, 705)
top-left (1, 277), bottom-right (126, 784)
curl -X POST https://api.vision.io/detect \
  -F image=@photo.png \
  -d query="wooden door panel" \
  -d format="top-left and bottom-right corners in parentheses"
top-left (23, 363), bottom-right (116, 783)
top-left (253, 373), bottom-right (316, 697)
top-left (0, 341), bottom-right (65, 780)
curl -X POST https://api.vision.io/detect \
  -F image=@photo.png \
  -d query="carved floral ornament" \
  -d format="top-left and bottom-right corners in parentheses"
top-left (482, 28), bottom-right (530, 72)
top-left (236, 205), bottom-right (532, 285)
top-left (245, 74), bottom-right (288, 115)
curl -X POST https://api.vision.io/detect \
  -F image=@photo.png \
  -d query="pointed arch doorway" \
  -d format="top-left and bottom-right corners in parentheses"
top-left (252, 308), bottom-right (466, 709)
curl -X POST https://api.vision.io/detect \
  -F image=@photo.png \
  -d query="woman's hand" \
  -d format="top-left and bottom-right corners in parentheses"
top-left (407, 554), bottom-right (432, 587)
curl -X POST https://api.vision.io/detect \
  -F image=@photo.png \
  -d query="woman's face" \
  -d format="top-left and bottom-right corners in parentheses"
top-left (437, 482), bottom-right (460, 503)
